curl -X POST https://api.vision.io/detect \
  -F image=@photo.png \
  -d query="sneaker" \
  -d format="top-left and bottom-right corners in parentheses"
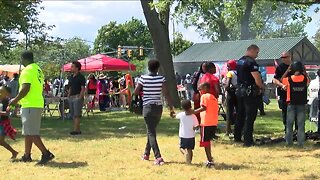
top-left (154, 157), bottom-right (164, 165)
top-left (205, 161), bottom-right (214, 168)
top-left (260, 112), bottom-right (266, 116)
top-left (70, 131), bottom-right (82, 135)
top-left (36, 151), bottom-right (55, 165)
top-left (11, 151), bottom-right (18, 160)
top-left (13, 154), bottom-right (32, 163)
top-left (141, 154), bottom-right (149, 161)
top-left (212, 134), bottom-right (220, 140)
top-left (243, 143), bottom-right (255, 147)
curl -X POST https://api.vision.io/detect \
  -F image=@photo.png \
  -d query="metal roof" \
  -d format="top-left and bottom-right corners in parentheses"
top-left (173, 37), bottom-right (308, 63)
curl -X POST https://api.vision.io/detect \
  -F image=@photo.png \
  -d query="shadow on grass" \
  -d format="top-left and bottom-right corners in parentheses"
top-left (214, 162), bottom-right (249, 171)
top-left (314, 153), bottom-right (320, 158)
top-left (10, 111), bottom-right (180, 141)
top-left (165, 161), bottom-right (248, 170)
top-left (301, 173), bottom-right (319, 180)
top-left (46, 161), bottom-right (88, 168)
top-left (166, 161), bottom-right (202, 167)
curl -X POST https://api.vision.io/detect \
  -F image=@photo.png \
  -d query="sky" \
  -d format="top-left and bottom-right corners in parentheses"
top-left (37, 1), bottom-right (320, 46)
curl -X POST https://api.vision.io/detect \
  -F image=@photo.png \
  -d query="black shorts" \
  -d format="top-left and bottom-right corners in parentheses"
top-left (200, 126), bottom-right (217, 147)
top-left (180, 137), bottom-right (195, 150)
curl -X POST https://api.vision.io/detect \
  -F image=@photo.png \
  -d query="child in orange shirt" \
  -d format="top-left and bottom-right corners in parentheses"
top-left (194, 82), bottom-right (219, 168)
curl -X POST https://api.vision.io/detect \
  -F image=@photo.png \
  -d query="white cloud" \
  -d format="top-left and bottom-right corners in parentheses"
top-left (38, 1), bottom-right (319, 46)
top-left (40, 11), bottom-right (95, 24)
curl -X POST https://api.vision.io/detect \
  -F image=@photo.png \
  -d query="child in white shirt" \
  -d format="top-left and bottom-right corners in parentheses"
top-left (176, 100), bottom-right (199, 164)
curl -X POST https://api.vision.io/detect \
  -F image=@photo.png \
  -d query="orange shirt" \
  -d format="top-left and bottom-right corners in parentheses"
top-left (200, 93), bottom-right (219, 126)
top-left (282, 75), bottom-right (309, 103)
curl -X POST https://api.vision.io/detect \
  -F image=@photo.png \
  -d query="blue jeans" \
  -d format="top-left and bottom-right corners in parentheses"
top-left (286, 105), bottom-right (306, 146)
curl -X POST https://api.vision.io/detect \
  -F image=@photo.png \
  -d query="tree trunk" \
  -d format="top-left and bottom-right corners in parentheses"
top-left (216, 20), bottom-right (230, 41)
top-left (140, 0), bottom-right (181, 108)
top-left (240, 0), bottom-right (254, 40)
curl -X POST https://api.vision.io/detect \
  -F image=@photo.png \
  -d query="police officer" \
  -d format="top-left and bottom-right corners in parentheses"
top-left (234, 44), bottom-right (264, 147)
top-left (272, 52), bottom-right (295, 132)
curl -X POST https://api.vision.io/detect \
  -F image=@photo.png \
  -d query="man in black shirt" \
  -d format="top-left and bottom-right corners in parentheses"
top-left (272, 52), bottom-right (294, 132)
top-left (234, 44), bottom-right (264, 147)
top-left (68, 61), bottom-right (86, 135)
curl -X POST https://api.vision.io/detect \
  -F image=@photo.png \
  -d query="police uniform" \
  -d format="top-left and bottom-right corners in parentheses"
top-left (234, 56), bottom-right (260, 146)
top-left (274, 63), bottom-right (294, 131)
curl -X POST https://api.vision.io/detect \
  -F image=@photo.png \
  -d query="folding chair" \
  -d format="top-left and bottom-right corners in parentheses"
top-left (43, 97), bottom-right (60, 118)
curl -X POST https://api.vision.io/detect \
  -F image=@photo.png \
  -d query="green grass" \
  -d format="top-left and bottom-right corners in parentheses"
top-left (0, 100), bottom-right (320, 179)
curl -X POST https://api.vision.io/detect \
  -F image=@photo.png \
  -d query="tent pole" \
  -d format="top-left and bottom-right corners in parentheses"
top-left (58, 69), bottom-right (64, 121)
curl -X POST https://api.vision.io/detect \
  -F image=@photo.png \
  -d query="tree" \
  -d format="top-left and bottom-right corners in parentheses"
top-left (0, 0), bottom-right (54, 51)
top-left (93, 18), bottom-right (153, 54)
top-left (171, 33), bottom-right (194, 56)
top-left (140, 0), bottom-right (319, 107)
top-left (140, 0), bottom-right (180, 107)
top-left (34, 37), bottom-right (91, 78)
top-left (315, 28), bottom-right (320, 50)
top-left (174, 0), bottom-right (315, 41)
top-left (64, 37), bottom-right (91, 61)
top-left (130, 59), bottom-right (148, 77)
top-left (0, 37), bottom-right (91, 78)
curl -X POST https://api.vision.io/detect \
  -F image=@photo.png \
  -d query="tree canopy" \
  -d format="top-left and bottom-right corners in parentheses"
top-left (171, 33), bottom-right (193, 56)
top-left (93, 17), bottom-right (153, 54)
top-left (0, 37), bottom-right (91, 78)
top-left (0, 0), bottom-right (53, 51)
top-left (315, 28), bottom-right (320, 50)
top-left (174, 0), bottom-right (314, 41)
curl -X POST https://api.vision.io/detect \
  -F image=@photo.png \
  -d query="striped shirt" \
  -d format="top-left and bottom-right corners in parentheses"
top-left (138, 75), bottom-right (166, 105)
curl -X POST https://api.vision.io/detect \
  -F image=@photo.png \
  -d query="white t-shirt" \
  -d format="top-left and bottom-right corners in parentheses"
top-left (308, 76), bottom-right (319, 105)
top-left (176, 112), bottom-right (199, 138)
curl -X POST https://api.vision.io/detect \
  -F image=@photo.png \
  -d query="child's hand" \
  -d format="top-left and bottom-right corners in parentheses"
top-left (170, 110), bottom-right (176, 118)
top-left (6, 106), bottom-right (9, 112)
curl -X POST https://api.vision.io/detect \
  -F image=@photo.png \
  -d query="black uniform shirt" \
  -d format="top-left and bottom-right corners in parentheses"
top-left (274, 63), bottom-right (293, 100)
top-left (236, 56), bottom-right (259, 85)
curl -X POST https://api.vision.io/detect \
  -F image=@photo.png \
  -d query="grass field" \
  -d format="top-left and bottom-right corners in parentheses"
top-left (0, 101), bottom-right (320, 180)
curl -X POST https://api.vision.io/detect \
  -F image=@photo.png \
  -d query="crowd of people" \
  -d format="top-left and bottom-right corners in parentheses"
top-left (0, 45), bottom-right (317, 168)
top-left (43, 66), bottom-right (135, 120)
top-left (135, 44), bottom-right (317, 168)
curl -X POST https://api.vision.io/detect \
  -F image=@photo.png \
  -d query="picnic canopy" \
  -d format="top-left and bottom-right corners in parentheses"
top-left (63, 54), bottom-right (136, 72)
top-left (0, 65), bottom-right (23, 78)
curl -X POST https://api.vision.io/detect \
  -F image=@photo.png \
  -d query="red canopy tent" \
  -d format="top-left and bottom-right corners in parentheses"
top-left (63, 54), bottom-right (136, 72)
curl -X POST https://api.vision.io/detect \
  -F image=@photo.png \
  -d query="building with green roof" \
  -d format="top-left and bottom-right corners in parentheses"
top-left (173, 37), bottom-right (320, 75)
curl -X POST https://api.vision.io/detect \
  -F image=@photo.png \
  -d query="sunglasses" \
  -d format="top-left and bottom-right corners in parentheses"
top-left (281, 56), bottom-right (289, 58)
